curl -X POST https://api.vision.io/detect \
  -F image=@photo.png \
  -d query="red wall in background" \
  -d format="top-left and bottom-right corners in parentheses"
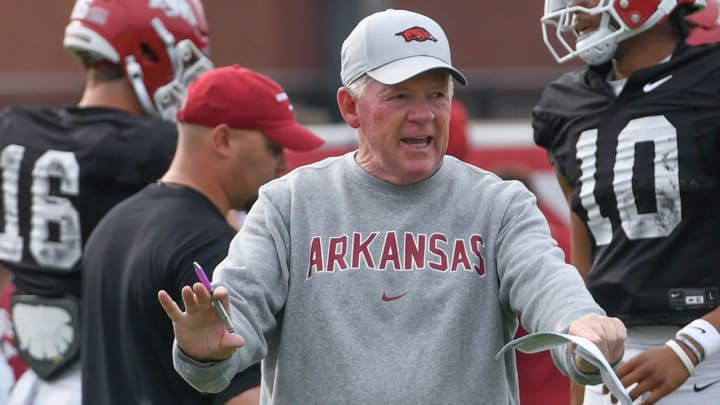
top-left (1, 1), bottom-right (573, 111)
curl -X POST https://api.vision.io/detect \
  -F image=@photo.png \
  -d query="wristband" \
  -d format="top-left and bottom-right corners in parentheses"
top-left (674, 334), bottom-right (703, 364)
top-left (677, 319), bottom-right (720, 358)
top-left (665, 339), bottom-right (695, 377)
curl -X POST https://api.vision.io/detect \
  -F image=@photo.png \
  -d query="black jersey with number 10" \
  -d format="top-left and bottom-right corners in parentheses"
top-left (533, 43), bottom-right (720, 326)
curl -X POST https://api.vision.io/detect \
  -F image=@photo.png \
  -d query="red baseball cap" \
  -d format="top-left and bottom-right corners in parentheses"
top-left (177, 65), bottom-right (324, 151)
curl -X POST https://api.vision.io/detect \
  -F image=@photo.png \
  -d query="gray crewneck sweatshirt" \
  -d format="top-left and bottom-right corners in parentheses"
top-left (174, 152), bottom-right (604, 404)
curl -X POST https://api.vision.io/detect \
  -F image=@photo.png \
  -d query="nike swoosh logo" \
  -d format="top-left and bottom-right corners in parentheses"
top-left (643, 75), bottom-right (672, 93)
top-left (693, 379), bottom-right (720, 392)
top-left (690, 326), bottom-right (707, 334)
top-left (381, 292), bottom-right (408, 302)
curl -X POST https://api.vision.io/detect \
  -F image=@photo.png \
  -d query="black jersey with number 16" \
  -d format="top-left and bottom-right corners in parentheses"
top-left (0, 105), bottom-right (176, 297)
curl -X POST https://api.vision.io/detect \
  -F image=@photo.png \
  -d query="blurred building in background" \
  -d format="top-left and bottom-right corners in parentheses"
top-left (0, 0), bottom-right (581, 121)
top-left (0, 0), bottom-right (587, 233)
top-left (9, 0), bottom-right (714, 228)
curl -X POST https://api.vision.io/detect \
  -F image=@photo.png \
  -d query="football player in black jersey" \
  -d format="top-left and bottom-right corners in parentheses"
top-left (0, 1), bottom-right (220, 404)
top-left (535, 0), bottom-right (720, 404)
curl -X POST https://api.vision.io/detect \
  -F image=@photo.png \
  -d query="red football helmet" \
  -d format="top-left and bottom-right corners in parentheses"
top-left (63, 0), bottom-right (213, 121)
top-left (542, 0), bottom-right (707, 65)
top-left (446, 99), bottom-right (469, 161)
top-left (688, 0), bottom-right (720, 43)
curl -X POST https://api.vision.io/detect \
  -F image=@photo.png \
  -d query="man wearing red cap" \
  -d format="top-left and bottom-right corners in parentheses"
top-left (79, 65), bottom-right (323, 405)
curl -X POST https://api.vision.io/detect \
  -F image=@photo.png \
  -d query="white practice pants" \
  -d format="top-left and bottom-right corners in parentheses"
top-left (7, 362), bottom-right (80, 405)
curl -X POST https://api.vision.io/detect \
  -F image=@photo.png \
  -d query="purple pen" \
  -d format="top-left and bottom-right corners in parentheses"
top-left (193, 261), bottom-right (236, 334)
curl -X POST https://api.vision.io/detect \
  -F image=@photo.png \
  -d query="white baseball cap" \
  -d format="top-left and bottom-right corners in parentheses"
top-left (340, 9), bottom-right (468, 86)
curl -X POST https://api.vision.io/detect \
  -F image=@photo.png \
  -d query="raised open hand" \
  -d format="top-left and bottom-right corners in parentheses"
top-left (158, 283), bottom-right (245, 362)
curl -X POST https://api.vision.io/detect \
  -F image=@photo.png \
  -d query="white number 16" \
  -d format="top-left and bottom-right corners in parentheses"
top-left (0, 144), bottom-right (81, 270)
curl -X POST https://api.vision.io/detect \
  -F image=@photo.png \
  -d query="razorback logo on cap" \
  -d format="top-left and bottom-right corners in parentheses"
top-left (395, 26), bottom-right (437, 42)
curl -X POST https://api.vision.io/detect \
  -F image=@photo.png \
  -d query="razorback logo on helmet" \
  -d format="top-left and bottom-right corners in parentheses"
top-left (395, 26), bottom-right (438, 42)
top-left (149, 0), bottom-right (199, 26)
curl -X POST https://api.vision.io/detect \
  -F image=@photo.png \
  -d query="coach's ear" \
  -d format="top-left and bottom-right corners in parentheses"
top-left (210, 123), bottom-right (233, 157)
top-left (337, 87), bottom-right (360, 129)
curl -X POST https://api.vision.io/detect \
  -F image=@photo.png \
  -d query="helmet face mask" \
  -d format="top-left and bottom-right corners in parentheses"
top-left (63, 0), bottom-right (213, 121)
top-left (541, 0), bottom-right (708, 65)
top-left (152, 38), bottom-right (214, 121)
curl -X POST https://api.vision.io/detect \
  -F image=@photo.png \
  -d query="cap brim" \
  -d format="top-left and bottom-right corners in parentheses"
top-left (366, 55), bottom-right (467, 86)
top-left (264, 123), bottom-right (325, 152)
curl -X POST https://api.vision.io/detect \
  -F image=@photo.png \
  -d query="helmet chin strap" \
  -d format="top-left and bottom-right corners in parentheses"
top-left (577, 27), bottom-right (619, 65)
top-left (576, 12), bottom-right (619, 65)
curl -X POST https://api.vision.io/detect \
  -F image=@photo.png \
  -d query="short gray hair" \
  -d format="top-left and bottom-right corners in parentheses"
top-left (345, 75), bottom-right (372, 100)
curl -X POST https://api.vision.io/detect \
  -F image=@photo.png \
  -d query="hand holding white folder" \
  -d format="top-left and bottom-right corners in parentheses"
top-left (496, 332), bottom-right (632, 405)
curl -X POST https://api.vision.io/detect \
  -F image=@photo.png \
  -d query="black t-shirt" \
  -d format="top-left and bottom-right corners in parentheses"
top-left (533, 43), bottom-right (720, 326)
top-left (81, 183), bottom-right (260, 404)
top-left (0, 105), bottom-right (176, 297)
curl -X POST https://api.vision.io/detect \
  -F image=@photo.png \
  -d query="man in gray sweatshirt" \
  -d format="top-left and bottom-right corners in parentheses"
top-left (159, 9), bottom-right (626, 405)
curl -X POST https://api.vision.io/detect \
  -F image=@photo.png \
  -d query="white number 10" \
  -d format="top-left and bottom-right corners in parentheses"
top-left (576, 116), bottom-right (682, 246)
